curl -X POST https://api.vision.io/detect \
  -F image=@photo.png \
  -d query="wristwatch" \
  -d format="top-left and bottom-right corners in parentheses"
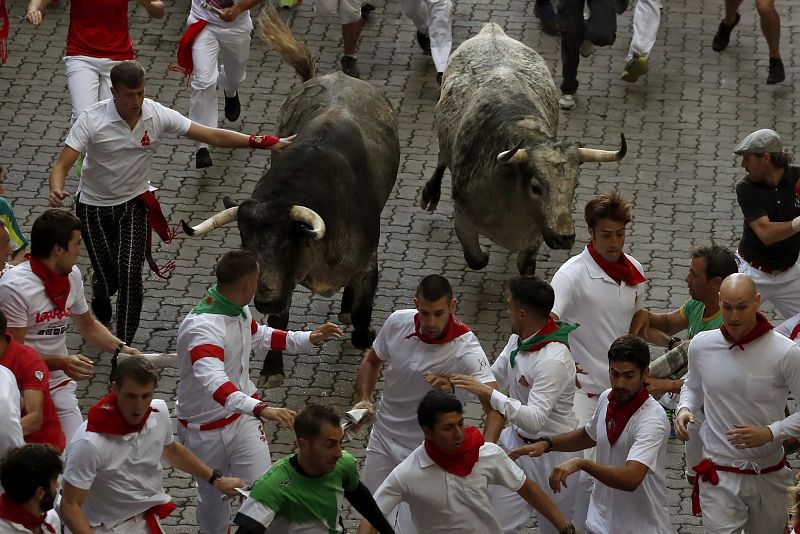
top-left (208, 469), bottom-right (222, 486)
top-left (668, 336), bottom-right (681, 351)
top-left (560, 523), bottom-right (576, 534)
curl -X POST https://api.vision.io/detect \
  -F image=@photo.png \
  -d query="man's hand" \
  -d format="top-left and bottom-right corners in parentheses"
top-left (269, 134), bottom-right (297, 154)
top-left (726, 424), bottom-right (773, 449)
top-left (450, 374), bottom-right (493, 400)
top-left (219, 5), bottom-right (242, 22)
top-left (575, 362), bottom-right (586, 390)
top-left (215, 476), bottom-right (247, 498)
top-left (645, 377), bottom-right (678, 397)
top-left (424, 374), bottom-right (454, 393)
top-left (61, 355), bottom-right (94, 381)
top-left (310, 323), bottom-right (343, 346)
top-left (549, 457), bottom-right (584, 493)
top-left (629, 309), bottom-right (649, 337)
top-left (25, 9), bottom-right (44, 25)
top-left (508, 441), bottom-right (549, 461)
top-left (119, 345), bottom-right (142, 357)
top-left (258, 406), bottom-right (296, 429)
top-left (674, 408), bottom-right (693, 441)
top-left (49, 189), bottom-right (70, 208)
top-left (352, 399), bottom-right (375, 417)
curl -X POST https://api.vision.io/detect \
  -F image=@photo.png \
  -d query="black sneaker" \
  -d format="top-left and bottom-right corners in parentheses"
top-left (767, 57), bottom-right (785, 84)
top-left (436, 72), bottom-right (443, 85)
top-left (341, 55), bottom-right (360, 79)
top-left (361, 2), bottom-right (375, 18)
top-left (416, 32), bottom-right (432, 56)
top-left (92, 296), bottom-right (112, 325)
top-left (195, 147), bottom-right (212, 169)
top-left (533, 0), bottom-right (559, 35)
top-left (224, 92), bottom-right (240, 122)
top-left (712, 13), bottom-right (740, 52)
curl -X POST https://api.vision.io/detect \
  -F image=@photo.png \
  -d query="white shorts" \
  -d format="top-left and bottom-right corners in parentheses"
top-left (66, 513), bottom-right (161, 534)
top-left (314, 0), bottom-right (362, 25)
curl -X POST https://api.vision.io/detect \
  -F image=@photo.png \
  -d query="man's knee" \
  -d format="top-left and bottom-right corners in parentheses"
top-left (755, 0), bottom-right (776, 17)
top-left (191, 66), bottom-right (219, 92)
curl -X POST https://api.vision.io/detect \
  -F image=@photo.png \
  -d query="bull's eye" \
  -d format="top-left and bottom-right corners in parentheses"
top-left (530, 182), bottom-right (544, 196)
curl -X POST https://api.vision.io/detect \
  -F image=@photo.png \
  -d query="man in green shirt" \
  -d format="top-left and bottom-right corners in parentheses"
top-left (234, 405), bottom-right (394, 534)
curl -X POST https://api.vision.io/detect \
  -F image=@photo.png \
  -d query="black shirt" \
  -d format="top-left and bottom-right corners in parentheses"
top-left (736, 165), bottom-right (800, 270)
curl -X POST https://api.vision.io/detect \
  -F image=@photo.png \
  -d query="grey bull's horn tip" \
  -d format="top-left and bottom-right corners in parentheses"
top-left (577, 133), bottom-right (628, 163)
top-left (182, 206), bottom-right (239, 237)
top-left (289, 205), bottom-right (326, 240)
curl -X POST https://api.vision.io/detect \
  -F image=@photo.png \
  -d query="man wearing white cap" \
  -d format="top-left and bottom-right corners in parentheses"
top-left (733, 128), bottom-right (800, 319)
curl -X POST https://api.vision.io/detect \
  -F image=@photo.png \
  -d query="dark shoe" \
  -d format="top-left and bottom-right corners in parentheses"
top-left (416, 31), bottom-right (432, 56)
top-left (224, 92), bottom-right (240, 122)
top-left (712, 13), bottom-right (740, 52)
top-left (436, 72), bottom-right (443, 85)
top-left (614, 0), bottom-right (629, 14)
top-left (92, 296), bottom-right (112, 325)
top-left (361, 2), bottom-right (375, 18)
top-left (195, 147), bottom-right (212, 169)
top-left (767, 57), bottom-right (785, 84)
top-left (533, 1), bottom-right (559, 35)
top-left (340, 55), bottom-right (360, 79)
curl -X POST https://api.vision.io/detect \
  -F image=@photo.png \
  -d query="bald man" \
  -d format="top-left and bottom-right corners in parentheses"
top-left (676, 273), bottom-right (800, 533)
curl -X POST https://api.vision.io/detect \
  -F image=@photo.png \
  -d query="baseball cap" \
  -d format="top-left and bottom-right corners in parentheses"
top-left (733, 129), bottom-right (783, 155)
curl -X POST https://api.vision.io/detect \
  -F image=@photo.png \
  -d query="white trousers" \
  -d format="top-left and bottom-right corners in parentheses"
top-left (571, 392), bottom-right (598, 532)
top-left (63, 55), bottom-right (118, 121)
top-left (698, 465), bottom-right (792, 533)
top-left (178, 415), bottom-right (271, 534)
top-left (491, 427), bottom-right (579, 534)
top-left (188, 17), bottom-right (251, 149)
top-left (398, 0), bottom-right (452, 72)
top-left (65, 513), bottom-right (162, 534)
top-left (737, 254), bottom-right (800, 319)
top-left (51, 380), bottom-right (83, 443)
top-left (626, 0), bottom-right (661, 60)
top-left (363, 430), bottom-right (417, 534)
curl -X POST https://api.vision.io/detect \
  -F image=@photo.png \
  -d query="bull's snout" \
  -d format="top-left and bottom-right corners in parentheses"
top-left (544, 233), bottom-right (576, 250)
top-left (254, 298), bottom-right (286, 315)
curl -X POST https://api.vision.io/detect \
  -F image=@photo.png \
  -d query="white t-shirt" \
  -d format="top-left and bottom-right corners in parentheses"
top-left (490, 335), bottom-right (577, 437)
top-left (62, 399), bottom-right (173, 527)
top-left (0, 263), bottom-right (90, 387)
top-left (0, 365), bottom-right (23, 457)
top-left (374, 441), bottom-right (525, 533)
top-left (189, 0), bottom-right (254, 30)
top-left (371, 309), bottom-right (495, 450)
top-left (584, 390), bottom-right (670, 534)
top-left (550, 247), bottom-right (646, 393)
top-left (65, 98), bottom-right (192, 206)
top-left (777, 312), bottom-right (800, 343)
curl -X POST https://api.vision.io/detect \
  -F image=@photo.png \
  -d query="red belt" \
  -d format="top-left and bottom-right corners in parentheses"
top-left (691, 457), bottom-right (787, 516)
top-left (143, 502), bottom-right (176, 533)
top-left (179, 412), bottom-right (241, 431)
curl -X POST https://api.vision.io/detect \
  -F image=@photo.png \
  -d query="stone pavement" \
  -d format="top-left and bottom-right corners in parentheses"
top-left (2, 0), bottom-right (800, 531)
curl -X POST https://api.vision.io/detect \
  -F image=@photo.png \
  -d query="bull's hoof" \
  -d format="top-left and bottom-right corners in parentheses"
top-left (257, 373), bottom-right (285, 389)
top-left (465, 253), bottom-right (489, 271)
top-left (338, 311), bottom-right (353, 326)
top-left (418, 184), bottom-right (440, 212)
top-left (351, 328), bottom-right (376, 349)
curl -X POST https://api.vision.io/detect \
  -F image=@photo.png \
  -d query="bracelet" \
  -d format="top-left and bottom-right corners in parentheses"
top-left (253, 402), bottom-right (268, 418)
top-left (248, 134), bottom-right (280, 149)
top-left (668, 337), bottom-right (681, 351)
top-left (113, 342), bottom-right (126, 358)
top-left (208, 468), bottom-right (222, 486)
top-left (560, 523), bottom-right (576, 534)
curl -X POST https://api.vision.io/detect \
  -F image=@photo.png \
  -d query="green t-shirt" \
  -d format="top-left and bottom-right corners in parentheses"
top-left (680, 299), bottom-right (722, 339)
top-left (0, 197), bottom-right (28, 254)
top-left (234, 451), bottom-right (360, 534)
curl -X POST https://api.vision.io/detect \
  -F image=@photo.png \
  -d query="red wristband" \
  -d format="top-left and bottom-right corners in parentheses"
top-left (253, 402), bottom-right (268, 417)
top-left (249, 135), bottom-right (280, 149)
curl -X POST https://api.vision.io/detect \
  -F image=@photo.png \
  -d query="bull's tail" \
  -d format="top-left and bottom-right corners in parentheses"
top-left (258, 5), bottom-right (316, 82)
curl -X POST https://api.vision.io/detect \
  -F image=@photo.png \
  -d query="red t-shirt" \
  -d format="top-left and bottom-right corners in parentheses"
top-left (0, 336), bottom-right (66, 451)
top-left (66, 0), bottom-right (135, 60)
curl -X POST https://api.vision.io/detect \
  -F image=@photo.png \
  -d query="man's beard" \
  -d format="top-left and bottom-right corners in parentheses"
top-left (39, 487), bottom-right (56, 513)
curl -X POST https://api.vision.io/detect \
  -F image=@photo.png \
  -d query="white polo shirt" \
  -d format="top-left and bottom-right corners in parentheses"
top-left (65, 98), bottom-right (192, 206)
top-left (777, 312), bottom-right (800, 343)
top-left (62, 399), bottom-right (173, 527)
top-left (371, 309), bottom-right (495, 450)
top-left (490, 336), bottom-right (577, 438)
top-left (550, 247), bottom-right (646, 394)
top-left (0, 365), bottom-right (23, 457)
top-left (373, 441), bottom-right (525, 533)
top-left (0, 263), bottom-right (90, 388)
top-left (584, 390), bottom-right (670, 534)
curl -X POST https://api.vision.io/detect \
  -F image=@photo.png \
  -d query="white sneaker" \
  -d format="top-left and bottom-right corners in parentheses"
top-left (559, 94), bottom-right (576, 110)
top-left (579, 40), bottom-right (595, 58)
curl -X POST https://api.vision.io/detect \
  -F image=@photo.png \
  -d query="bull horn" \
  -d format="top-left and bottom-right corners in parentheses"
top-left (289, 205), bottom-right (326, 240)
top-left (578, 133), bottom-right (627, 163)
top-left (181, 207), bottom-right (239, 237)
top-left (496, 141), bottom-right (528, 164)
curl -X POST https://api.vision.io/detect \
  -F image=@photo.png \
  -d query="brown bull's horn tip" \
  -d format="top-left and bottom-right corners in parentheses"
top-left (180, 220), bottom-right (196, 236)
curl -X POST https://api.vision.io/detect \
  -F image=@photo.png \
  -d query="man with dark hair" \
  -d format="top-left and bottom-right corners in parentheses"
top-left (360, 390), bottom-right (576, 534)
top-left (235, 404), bottom-right (394, 533)
top-left (0, 444), bottom-right (63, 533)
top-left (353, 274), bottom-right (500, 533)
top-left (47, 60), bottom-right (295, 352)
top-left (732, 129), bottom-right (800, 319)
top-left (61, 356), bottom-right (245, 534)
top-left (549, 192), bottom-right (647, 530)
top-left (0, 208), bottom-right (140, 442)
top-left (451, 276), bottom-right (580, 534)
top-left (510, 335), bottom-right (670, 534)
top-left (675, 274), bottom-right (799, 532)
top-left (176, 249), bottom-right (342, 534)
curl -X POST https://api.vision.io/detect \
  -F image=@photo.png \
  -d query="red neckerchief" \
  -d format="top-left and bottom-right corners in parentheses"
top-left (405, 313), bottom-right (471, 345)
top-left (27, 255), bottom-right (70, 312)
top-left (523, 317), bottom-right (559, 352)
top-left (605, 387), bottom-right (649, 446)
top-left (137, 191), bottom-right (178, 279)
top-left (720, 312), bottom-right (773, 350)
top-left (587, 242), bottom-right (646, 286)
top-left (424, 426), bottom-right (485, 476)
top-left (87, 391), bottom-right (156, 436)
top-left (0, 494), bottom-right (55, 533)
top-left (0, 0), bottom-right (9, 64)
top-left (789, 321), bottom-right (800, 341)
top-left (168, 20), bottom-right (210, 78)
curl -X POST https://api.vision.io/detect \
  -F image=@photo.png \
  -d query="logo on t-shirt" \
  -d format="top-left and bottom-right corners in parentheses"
top-left (280, 478), bottom-right (292, 488)
top-left (35, 308), bottom-right (72, 324)
top-left (141, 131), bottom-right (151, 146)
top-left (518, 375), bottom-right (530, 388)
top-left (34, 370), bottom-right (44, 382)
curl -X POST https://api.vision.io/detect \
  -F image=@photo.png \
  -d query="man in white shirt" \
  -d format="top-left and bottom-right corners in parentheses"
top-left (0, 444), bottom-right (63, 534)
top-left (359, 390), bottom-right (577, 534)
top-left (47, 60), bottom-right (293, 361)
top-left (0, 209), bottom-right (141, 442)
top-left (60, 356), bottom-right (246, 534)
top-left (549, 192), bottom-right (647, 530)
top-left (353, 274), bottom-right (502, 533)
top-left (510, 335), bottom-right (671, 534)
top-left (0, 365), bottom-right (23, 457)
top-left (451, 276), bottom-right (579, 534)
top-left (176, 250), bottom-right (342, 534)
top-left (675, 273), bottom-right (799, 533)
